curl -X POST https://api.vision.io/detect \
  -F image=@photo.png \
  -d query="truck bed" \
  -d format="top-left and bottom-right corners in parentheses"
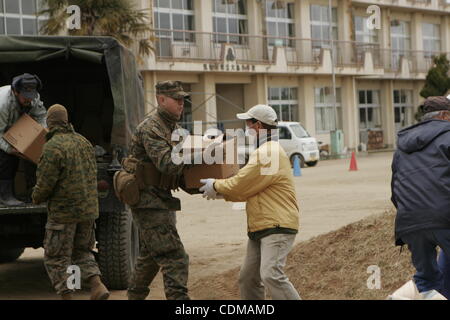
top-left (0, 203), bottom-right (47, 215)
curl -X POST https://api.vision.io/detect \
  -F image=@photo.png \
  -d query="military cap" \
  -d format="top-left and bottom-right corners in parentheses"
top-left (155, 80), bottom-right (189, 99)
top-left (420, 96), bottom-right (450, 114)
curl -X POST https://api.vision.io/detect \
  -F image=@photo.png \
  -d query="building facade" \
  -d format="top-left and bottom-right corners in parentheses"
top-left (137, 0), bottom-right (450, 150)
top-left (3, 0), bottom-right (450, 150)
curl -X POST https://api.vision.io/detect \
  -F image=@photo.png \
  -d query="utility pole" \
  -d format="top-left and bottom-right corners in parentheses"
top-left (328, 0), bottom-right (337, 132)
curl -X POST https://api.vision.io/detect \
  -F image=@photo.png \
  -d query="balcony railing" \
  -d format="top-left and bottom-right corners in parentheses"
top-left (150, 29), bottom-right (449, 74)
top-left (152, 29), bottom-right (380, 67)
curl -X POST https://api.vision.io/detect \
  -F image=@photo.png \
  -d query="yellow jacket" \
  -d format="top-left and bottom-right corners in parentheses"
top-left (214, 141), bottom-right (300, 233)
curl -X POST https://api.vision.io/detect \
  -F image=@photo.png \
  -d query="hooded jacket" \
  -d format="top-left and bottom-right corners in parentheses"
top-left (391, 119), bottom-right (450, 245)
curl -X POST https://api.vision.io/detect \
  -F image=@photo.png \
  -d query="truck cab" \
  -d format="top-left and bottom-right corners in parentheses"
top-left (277, 121), bottom-right (320, 168)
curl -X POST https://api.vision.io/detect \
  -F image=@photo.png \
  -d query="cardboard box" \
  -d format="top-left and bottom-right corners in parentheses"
top-left (182, 134), bottom-right (240, 189)
top-left (3, 113), bottom-right (48, 164)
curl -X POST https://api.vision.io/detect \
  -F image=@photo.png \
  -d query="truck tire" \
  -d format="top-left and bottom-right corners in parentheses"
top-left (97, 209), bottom-right (139, 290)
top-left (0, 247), bottom-right (25, 263)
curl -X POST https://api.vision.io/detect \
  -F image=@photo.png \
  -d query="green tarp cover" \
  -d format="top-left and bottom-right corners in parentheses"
top-left (0, 35), bottom-right (145, 149)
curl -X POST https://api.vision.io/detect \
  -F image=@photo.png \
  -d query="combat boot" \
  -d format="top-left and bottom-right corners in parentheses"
top-left (89, 275), bottom-right (110, 300)
top-left (0, 180), bottom-right (24, 206)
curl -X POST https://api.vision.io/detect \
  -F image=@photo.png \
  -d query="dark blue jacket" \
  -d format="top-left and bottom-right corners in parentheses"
top-left (391, 119), bottom-right (450, 245)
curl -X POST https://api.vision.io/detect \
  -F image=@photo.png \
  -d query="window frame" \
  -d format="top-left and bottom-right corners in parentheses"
top-left (358, 90), bottom-right (381, 130)
top-left (354, 15), bottom-right (378, 44)
top-left (212, 0), bottom-right (248, 45)
top-left (422, 22), bottom-right (441, 56)
top-left (314, 87), bottom-right (342, 133)
top-left (154, 0), bottom-right (195, 42)
top-left (265, 1), bottom-right (295, 47)
top-left (393, 89), bottom-right (414, 129)
top-left (268, 87), bottom-right (298, 122)
top-left (0, 0), bottom-right (45, 35)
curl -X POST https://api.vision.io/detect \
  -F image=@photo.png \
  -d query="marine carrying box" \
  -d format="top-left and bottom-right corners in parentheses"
top-left (182, 134), bottom-right (240, 189)
top-left (2, 113), bottom-right (48, 164)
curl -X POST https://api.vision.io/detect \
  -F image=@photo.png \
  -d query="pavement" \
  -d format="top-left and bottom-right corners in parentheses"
top-left (0, 151), bottom-right (395, 300)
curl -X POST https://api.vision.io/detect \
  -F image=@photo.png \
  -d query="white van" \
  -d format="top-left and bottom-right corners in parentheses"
top-left (277, 121), bottom-right (320, 167)
top-left (237, 121), bottom-right (320, 168)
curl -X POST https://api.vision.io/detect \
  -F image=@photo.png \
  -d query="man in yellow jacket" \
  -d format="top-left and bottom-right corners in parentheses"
top-left (199, 104), bottom-right (301, 300)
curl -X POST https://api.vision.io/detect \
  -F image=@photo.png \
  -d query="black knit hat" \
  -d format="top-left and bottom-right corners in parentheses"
top-left (420, 96), bottom-right (450, 114)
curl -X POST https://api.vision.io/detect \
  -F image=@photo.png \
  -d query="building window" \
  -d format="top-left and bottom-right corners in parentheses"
top-left (391, 20), bottom-right (410, 51)
top-left (268, 87), bottom-right (298, 122)
top-left (422, 23), bottom-right (441, 57)
top-left (0, 0), bottom-right (45, 35)
top-left (393, 89), bottom-right (413, 130)
top-left (265, 1), bottom-right (295, 47)
top-left (310, 5), bottom-right (338, 43)
top-left (154, 0), bottom-right (195, 42)
top-left (314, 87), bottom-right (342, 133)
top-left (212, 0), bottom-right (248, 45)
top-left (358, 90), bottom-right (381, 130)
top-left (391, 20), bottom-right (410, 69)
top-left (354, 15), bottom-right (378, 43)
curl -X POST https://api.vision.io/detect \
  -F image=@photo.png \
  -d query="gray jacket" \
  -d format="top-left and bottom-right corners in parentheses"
top-left (0, 85), bottom-right (47, 153)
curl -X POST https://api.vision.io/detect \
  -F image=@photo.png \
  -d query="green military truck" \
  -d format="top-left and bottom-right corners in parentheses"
top-left (0, 35), bottom-right (143, 290)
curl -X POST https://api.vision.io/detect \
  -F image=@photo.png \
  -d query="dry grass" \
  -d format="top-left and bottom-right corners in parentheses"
top-left (191, 210), bottom-right (415, 300)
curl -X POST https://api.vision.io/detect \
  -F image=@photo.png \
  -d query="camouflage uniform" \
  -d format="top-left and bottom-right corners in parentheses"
top-left (127, 81), bottom-right (190, 300)
top-left (32, 123), bottom-right (101, 295)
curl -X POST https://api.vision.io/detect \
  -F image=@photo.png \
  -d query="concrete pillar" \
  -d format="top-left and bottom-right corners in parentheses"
top-left (194, 0), bottom-right (213, 32)
top-left (247, 0), bottom-right (265, 61)
top-left (338, 0), bottom-right (352, 42)
top-left (380, 7), bottom-right (391, 68)
top-left (244, 74), bottom-right (267, 110)
top-left (411, 12), bottom-right (423, 72)
top-left (190, 74), bottom-right (217, 130)
top-left (194, 0), bottom-right (214, 60)
top-left (296, 0), bottom-right (312, 64)
top-left (142, 71), bottom-right (157, 115)
top-left (411, 12), bottom-right (423, 51)
top-left (298, 76), bottom-right (316, 136)
top-left (441, 16), bottom-right (450, 52)
top-left (341, 77), bottom-right (358, 150)
top-left (381, 80), bottom-right (396, 148)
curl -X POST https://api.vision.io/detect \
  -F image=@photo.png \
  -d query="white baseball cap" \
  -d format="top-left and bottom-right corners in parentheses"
top-left (236, 104), bottom-right (278, 126)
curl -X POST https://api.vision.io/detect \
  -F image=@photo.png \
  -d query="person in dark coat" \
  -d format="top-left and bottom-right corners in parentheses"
top-left (391, 96), bottom-right (450, 297)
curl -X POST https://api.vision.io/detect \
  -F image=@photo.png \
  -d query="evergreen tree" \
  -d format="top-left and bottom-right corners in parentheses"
top-left (39, 0), bottom-right (153, 57)
top-left (415, 54), bottom-right (450, 121)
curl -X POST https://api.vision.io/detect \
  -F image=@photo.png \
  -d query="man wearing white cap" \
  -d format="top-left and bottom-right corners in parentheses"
top-left (199, 104), bottom-right (301, 300)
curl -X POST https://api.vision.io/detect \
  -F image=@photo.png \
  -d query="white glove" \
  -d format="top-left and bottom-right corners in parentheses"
top-left (199, 178), bottom-right (217, 200)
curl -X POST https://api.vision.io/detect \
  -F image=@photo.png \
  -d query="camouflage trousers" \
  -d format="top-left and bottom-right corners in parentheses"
top-left (43, 220), bottom-right (101, 295)
top-left (128, 209), bottom-right (190, 300)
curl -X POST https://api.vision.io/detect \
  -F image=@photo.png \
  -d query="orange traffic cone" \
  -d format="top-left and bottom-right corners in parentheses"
top-left (349, 151), bottom-right (358, 171)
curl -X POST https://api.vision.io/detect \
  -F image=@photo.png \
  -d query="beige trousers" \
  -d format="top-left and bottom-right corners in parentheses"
top-left (239, 233), bottom-right (301, 300)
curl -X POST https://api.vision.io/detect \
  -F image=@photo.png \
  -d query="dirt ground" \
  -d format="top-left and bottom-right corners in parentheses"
top-left (0, 151), bottom-right (395, 300)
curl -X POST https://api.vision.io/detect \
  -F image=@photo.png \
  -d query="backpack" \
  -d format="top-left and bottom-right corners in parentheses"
top-left (113, 156), bottom-right (145, 206)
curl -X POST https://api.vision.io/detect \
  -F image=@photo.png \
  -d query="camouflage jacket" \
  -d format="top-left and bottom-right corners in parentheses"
top-left (32, 124), bottom-right (99, 223)
top-left (130, 106), bottom-right (187, 210)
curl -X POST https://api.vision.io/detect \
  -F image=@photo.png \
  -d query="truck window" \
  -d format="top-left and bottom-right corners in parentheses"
top-left (278, 126), bottom-right (292, 139)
